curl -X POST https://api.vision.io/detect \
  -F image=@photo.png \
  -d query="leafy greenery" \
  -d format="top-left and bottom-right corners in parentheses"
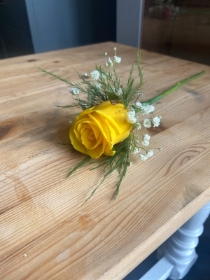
top-left (68, 136), bottom-right (132, 204)
top-left (38, 52), bottom-right (144, 110)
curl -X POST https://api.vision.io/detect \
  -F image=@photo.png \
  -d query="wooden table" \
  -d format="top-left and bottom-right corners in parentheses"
top-left (0, 42), bottom-right (210, 280)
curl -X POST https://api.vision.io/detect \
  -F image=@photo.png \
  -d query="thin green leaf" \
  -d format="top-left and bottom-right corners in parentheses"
top-left (67, 156), bottom-right (91, 177)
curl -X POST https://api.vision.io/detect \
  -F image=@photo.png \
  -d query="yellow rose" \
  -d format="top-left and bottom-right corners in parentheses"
top-left (69, 101), bottom-right (132, 159)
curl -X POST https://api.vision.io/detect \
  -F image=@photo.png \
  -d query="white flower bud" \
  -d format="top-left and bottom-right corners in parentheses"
top-left (140, 154), bottom-right (148, 161)
top-left (141, 104), bottom-right (155, 115)
top-left (135, 101), bottom-right (142, 108)
top-left (136, 123), bottom-right (142, 130)
top-left (146, 149), bottom-right (154, 158)
top-left (127, 110), bottom-right (137, 124)
top-left (133, 147), bottom-right (141, 154)
top-left (143, 118), bottom-right (152, 128)
top-left (152, 116), bottom-right (162, 127)
top-left (108, 57), bottom-right (113, 67)
top-left (90, 70), bottom-right (100, 80)
top-left (143, 134), bottom-right (150, 141)
top-left (142, 139), bottom-right (150, 146)
top-left (116, 88), bottom-right (123, 96)
top-left (114, 56), bottom-right (121, 63)
top-left (70, 87), bottom-right (80, 95)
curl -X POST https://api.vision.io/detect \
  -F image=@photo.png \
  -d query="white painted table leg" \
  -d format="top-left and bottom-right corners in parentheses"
top-left (157, 202), bottom-right (210, 280)
top-left (140, 257), bottom-right (174, 280)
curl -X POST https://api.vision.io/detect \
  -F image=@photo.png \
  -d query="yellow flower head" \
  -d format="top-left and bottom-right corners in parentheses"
top-left (69, 101), bottom-right (132, 159)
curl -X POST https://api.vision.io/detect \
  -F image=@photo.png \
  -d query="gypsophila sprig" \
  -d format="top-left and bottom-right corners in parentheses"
top-left (38, 47), bottom-right (205, 203)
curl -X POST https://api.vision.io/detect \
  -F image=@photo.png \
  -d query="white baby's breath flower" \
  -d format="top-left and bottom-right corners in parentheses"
top-left (90, 70), bottom-right (100, 80)
top-left (136, 122), bottom-right (142, 130)
top-left (138, 91), bottom-right (143, 96)
top-left (152, 116), bottom-right (162, 127)
top-left (105, 57), bottom-right (114, 67)
top-left (142, 134), bottom-right (150, 146)
top-left (132, 147), bottom-right (141, 155)
top-left (109, 86), bottom-right (116, 93)
top-left (141, 104), bottom-right (155, 115)
top-left (108, 57), bottom-right (113, 67)
top-left (127, 109), bottom-right (137, 124)
top-left (114, 56), bottom-right (121, 63)
top-left (146, 149), bottom-right (154, 158)
top-left (143, 134), bottom-right (151, 141)
top-left (142, 140), bottom-right (150, 146)
top-left (70, 87), bottom-right (80, 95)
top-left (143, 118), bottom-right (152, 128)
top-left (95, 83), bottom-right (101, 89)
top-left (115, 87), bottom-right (123, 96)
top-left (140, 154), bottom-right (148, 161)
top-left (135, 101), bottom-right (142, 108)
top-left (135, 102), bottom-right (154, 115)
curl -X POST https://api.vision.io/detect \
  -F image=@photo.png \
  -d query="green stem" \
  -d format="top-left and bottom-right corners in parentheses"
top-left (142, 70), bottom-right (205, 105)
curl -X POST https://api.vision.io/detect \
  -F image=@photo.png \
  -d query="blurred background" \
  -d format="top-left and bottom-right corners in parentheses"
top-left (0, 0), bottom-right (116, 59)
top-left (141, 0), bottom-right (210, 65)
top-left (0, 0), bottom-right (210, 65)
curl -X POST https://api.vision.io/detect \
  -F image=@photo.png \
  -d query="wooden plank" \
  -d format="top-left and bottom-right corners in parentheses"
top-left (0, 42), bottom-right (210, 279)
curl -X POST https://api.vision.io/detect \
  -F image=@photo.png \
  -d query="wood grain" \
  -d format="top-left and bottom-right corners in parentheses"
top-left (0, 42), bottom-right (210, 279)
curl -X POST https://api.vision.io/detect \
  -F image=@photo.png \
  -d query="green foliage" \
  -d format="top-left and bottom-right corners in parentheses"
top-left (67, 156), bottom-right (91, 178)
top-left (39, 52), bottom-right (144, 110)
top-left (79, 136), bottom-right (132, 204)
